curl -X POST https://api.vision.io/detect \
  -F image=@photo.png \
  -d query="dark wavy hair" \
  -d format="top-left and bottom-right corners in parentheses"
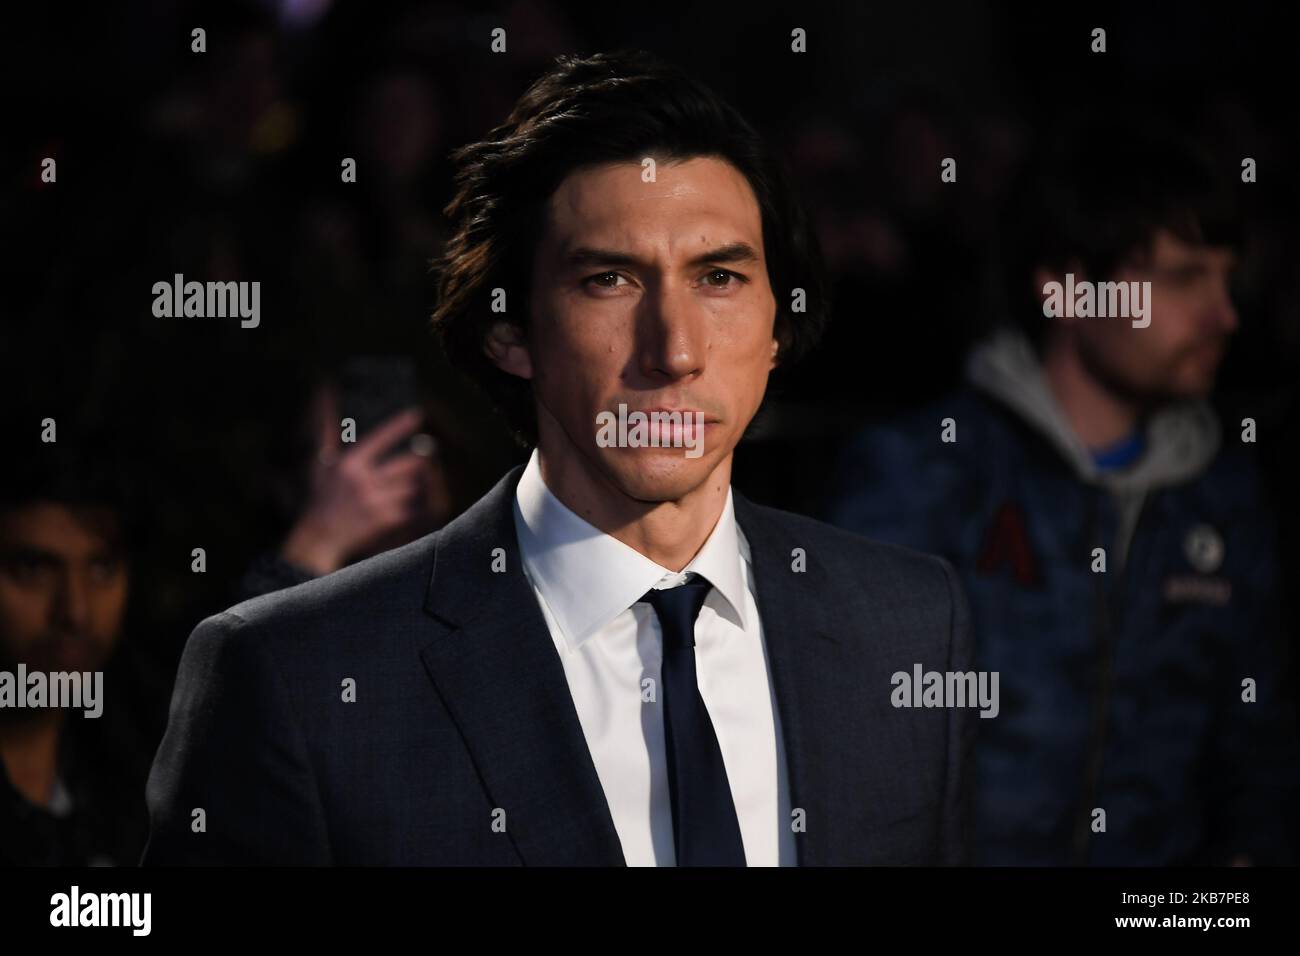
top-left (0, 419), bottom-right (137, 551)
top-left (1000, 113), bottom-right (1243, 351)
top-left (430, 49), bottom-right (828, 446)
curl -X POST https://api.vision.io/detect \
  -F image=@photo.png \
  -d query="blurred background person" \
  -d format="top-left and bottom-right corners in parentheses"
top-left (237, 358), bottom-right (487, 600)
top-left (0, 427), bottom-right (167, 866)
top-left (825, 117), bottom-right (1300, 865)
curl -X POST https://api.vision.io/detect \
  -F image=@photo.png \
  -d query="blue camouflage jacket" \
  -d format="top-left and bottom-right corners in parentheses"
top-left (825, 330), bottom-right (1299, 865)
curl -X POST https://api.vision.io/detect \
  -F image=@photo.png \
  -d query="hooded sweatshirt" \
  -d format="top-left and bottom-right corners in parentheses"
top-left (966, 328), bottom-right (1222, 572)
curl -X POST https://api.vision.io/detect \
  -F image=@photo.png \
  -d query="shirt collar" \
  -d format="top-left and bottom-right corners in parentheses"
top-left (512, 448), bottom-right (749, 651)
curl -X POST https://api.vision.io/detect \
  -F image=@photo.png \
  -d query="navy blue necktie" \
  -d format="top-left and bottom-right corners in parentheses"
top-left (640, 574), bottom-right (747, 866)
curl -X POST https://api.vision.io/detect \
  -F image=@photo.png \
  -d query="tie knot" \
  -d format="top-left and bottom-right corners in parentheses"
top-left (640, 574), bottom-right (712, 650)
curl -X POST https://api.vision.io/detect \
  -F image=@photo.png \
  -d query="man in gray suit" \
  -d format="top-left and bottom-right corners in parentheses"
top-left (143, 49), bottom-right (973, 866)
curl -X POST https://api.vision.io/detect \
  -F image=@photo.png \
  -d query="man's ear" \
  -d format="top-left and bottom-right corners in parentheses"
top-left (484, 320), bottom-right (533, 380)
top-left (769, 337), bottom-right (780, 371)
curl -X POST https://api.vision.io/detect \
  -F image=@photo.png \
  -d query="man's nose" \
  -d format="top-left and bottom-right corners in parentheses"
top-left (53, 569), bottom-right (92, 632)
top-left (638, 282), bottom-right (707, 382)
top-left (1209, 279), bottom-right (1239, 334)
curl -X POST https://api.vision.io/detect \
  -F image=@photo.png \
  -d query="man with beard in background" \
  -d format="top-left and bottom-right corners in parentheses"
top-left (828, 119), bottom-right (1300, 865)
top-left (0, 431), bottom-right (162, 865)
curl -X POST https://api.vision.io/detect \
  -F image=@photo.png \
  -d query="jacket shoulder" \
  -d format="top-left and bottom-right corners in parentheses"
top-left (217, 529), bottom-right (441, 639)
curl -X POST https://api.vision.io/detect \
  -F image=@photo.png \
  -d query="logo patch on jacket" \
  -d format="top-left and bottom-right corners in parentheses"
top-left (1163, 523), bottom-right (1231, 606)
top-left (976, 501), bottom-right (1041, 587)
top-left (1183, 523), bottom-right (1225, 573)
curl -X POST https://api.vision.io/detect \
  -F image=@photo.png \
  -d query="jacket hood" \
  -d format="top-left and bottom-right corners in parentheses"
top-left (965, 329), bottom-right (1221, 493)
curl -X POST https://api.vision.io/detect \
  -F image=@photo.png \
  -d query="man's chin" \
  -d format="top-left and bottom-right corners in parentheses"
top-left (599, 447), bottom-right (720, 503)
top-left (1173, 346), bottom-right (1226, 395)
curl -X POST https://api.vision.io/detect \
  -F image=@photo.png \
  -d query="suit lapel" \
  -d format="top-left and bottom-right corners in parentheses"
top-left (419, 470), bottom-right (874, 866)
top-left (734, 491), bottom-right (848, 866)
top-left (420, 467), bottom-right (626, 866)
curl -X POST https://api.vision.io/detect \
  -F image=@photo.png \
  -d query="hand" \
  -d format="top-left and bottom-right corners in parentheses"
top-left (280, 386), bottom-right (430, 575)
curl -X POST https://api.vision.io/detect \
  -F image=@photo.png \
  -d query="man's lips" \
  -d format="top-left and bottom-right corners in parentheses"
top-left (635, 407), bottom-right (720, 423)
top-left (1184, 343), bottom-right (1226, 369)
top-left (27, 637), bottom-right (99, 671)
top-left (594, 405), bottom-right (720, 453)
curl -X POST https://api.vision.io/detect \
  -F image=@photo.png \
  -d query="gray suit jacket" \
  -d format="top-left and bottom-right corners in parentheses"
top-left (143, 465), bottom-right (974, 865)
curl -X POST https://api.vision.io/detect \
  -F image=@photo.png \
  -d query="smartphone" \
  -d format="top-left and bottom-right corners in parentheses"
top-left (336, 356), bottom-right (425, 460)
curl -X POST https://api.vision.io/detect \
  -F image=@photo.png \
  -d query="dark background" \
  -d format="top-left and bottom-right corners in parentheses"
top-left (3, 0), bottom-right (1298, 678)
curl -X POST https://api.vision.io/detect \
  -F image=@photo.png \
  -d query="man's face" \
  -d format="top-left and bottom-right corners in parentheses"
top-left (1066, 229), bottom-right (1239, 403)
top-left (506, 155), bottom-right (779, 502)
top-left (0, 503), bottom-right (129, 673)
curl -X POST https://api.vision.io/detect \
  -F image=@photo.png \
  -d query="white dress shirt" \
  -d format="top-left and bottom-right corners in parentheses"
top-left (512, 449), bottom-right (795, 866)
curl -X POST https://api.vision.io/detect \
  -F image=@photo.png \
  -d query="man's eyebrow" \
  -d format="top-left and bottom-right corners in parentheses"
top-left (0, 547), bottom-right (62, 564)
top-left (563, 241), bottom-right (761, 269)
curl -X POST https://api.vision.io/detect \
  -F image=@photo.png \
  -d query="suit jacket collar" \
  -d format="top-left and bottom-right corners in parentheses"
top-left (512, 447), bottom-right (750, 650)
top-left (731, 488), bottom-right (842, 866)
top-left (421, 464), bottom-right (842, 866)
top-left (420, 465), bottom-right (625, 865)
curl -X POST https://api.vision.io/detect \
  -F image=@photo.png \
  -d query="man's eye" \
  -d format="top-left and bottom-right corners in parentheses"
top-left (703, 269), bottom-right (743, 288)
top-left (89, 557), bottom-right (122, 583)
top-left (1157, 265), bottom-right (1207, 285)
top-left (5, 558), bottom-right (53, 584)
top-left (586, 271), bottom-right (628, 289)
